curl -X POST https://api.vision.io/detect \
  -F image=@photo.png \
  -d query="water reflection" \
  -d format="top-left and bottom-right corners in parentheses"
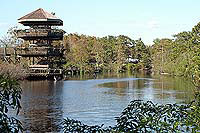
top-left (19, 73), bottom-right (195, 132)
top-left (20, 81), bottom-right (64, 132)
top-left (99, 75), bottom-right (194, 104)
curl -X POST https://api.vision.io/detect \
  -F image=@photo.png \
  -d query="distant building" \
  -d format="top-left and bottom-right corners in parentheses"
top-left (127, 55), bottom-right (139, 64)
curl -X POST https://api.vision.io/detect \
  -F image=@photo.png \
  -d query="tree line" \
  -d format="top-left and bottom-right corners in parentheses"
top-left (2, 22), bottom-right (200, 86)
top-left (62, 21), bottom-right (200, 83)
top-left (63, 34), bottom-right (151, 74)
top-left (151, 22), bottom-right (200, 87)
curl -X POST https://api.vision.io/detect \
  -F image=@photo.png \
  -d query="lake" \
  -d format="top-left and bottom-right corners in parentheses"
top-left (19, 73), bottom-right (195, 132)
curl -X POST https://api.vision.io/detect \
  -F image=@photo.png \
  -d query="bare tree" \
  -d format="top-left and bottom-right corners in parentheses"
top-left (0, 26), bottom-right (23, 47)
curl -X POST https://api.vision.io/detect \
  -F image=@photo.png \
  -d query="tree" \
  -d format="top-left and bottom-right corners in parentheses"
top-left (92, 40), bottom-right (105, 72)
top-left (63, 34), bottom-right (152, 73)
top-left (0, 27), bottom-right (23, 48)
top-left (135, 39), bottom-right (151, 70)
top-left (150, 21), bottom-right (200, 88)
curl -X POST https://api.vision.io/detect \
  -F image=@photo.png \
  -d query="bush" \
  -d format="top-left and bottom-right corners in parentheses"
top-left (0, 75), bottom-right (23, 132)
top-left (0, 63), bottom-right (27, 80)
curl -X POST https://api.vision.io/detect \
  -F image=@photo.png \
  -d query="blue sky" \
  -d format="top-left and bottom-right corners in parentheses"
top-left (1, 0), bottom-right (200, 44)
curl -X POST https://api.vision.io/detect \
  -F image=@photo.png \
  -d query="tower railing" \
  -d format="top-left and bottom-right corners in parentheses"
top-left (15, 47), bottom-right (64, 57)
top-left (16, 29), bottom-right (65, 39)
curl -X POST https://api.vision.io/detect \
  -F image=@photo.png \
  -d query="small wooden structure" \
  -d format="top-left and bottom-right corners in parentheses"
top-left (14, 8), bottom-right (66, 78)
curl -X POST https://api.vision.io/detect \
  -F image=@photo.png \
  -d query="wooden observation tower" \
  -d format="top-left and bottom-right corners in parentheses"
top-left (16, 8), bottom-right (66, 78)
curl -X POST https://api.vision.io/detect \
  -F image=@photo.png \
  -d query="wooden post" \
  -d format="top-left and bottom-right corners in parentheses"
top-left (3, 47), bottom-right (7, 57)
top-left (3, 47), bottom-right (7, 62)
top-left (29, 57), bottom-right (31, 65)
top-left (33, 57), bottom-right (34, 65)
top-left (14, 48), bottom-right (17, 64)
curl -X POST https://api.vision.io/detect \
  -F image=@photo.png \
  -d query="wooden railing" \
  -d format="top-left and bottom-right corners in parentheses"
top-left (17, 29), bottom-right (65, 38)
top-left (15, 47), bottom-right (64, 57)
top-left (27, 67), bottom-right (62, 76)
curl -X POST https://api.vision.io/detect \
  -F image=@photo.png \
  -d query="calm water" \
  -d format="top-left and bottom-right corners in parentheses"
top-left (19, 73), bottom-right (195, 132)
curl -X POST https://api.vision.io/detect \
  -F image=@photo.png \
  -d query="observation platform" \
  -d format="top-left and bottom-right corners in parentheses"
top-left (27, 65), bottom-right (62, 77)
top-left (17, 29), bottom-right (65, 40)
top-left (15, 47), bottom-right (65, 57)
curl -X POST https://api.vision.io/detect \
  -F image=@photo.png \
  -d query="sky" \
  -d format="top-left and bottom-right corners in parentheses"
top-left (1, 0), bottom-right (200, 45)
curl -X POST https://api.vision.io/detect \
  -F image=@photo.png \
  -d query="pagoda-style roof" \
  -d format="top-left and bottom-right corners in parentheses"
top-left (18, 8), bottom-right (63, 26)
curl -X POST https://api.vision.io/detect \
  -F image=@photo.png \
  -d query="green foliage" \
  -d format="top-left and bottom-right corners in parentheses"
top-left (62, 118), bottom-right (113, 133)
top-left (62, 95), bottom-right (200, 133)
top-left (63, 34), bottom-right (151, 73)
top-left (151, 21), bottom-right (200, 87)
top-left (185, 91), bottom-right (200, 131)
top-left (0, 75), bottom-right (23, 132)
top-left (135, 39), bottom-right (151, 70)
top-left (0, 62), bottom-right (23, 132)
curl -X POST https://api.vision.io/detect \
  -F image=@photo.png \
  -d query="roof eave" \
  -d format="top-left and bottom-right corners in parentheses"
top-left (18, 19), bottom-right (63, 25)
top-left (18, 18), bottom-right (62, 22)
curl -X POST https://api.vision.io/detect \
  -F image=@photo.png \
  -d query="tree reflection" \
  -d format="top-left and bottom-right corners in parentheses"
top-left (20, 81), bottom-right (64, 132)
top-left (99, 74), bottom-right (194, 103)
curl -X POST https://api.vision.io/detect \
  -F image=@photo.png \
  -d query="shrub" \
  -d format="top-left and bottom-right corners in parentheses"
top-left (0, 75), bottom-right (23, 132)
top-left (0, 63), bottom-right (27, 80)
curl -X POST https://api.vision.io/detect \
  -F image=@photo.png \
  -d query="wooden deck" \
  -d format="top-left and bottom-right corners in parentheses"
top-left (27, 65), bottom-right (62, 77)
top-left (15, 47), bottom-right (64, 57)
top-left (17, 29), bottom-right (65, 40)
top-left (0, 47), bottom-right (65, 78)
